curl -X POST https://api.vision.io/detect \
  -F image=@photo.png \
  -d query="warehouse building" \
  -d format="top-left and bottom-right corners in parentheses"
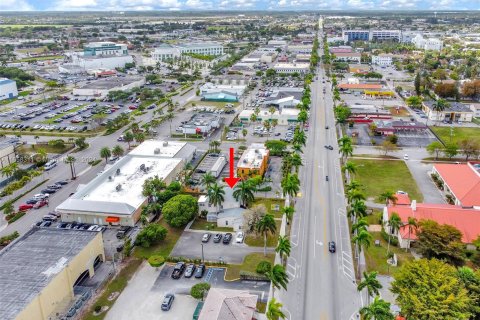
top-left (72, 76), bottom-right (145, 97)
top-left (56, 141), bottom-right (195, 226)
top-left (0, 78), bottom-right (18, 101)
top-left (0, 228), bottom-right (104, 320)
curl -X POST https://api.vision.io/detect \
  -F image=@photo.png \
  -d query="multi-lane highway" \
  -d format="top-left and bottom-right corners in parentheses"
top-left (280, 33), bottom-right (362, 320)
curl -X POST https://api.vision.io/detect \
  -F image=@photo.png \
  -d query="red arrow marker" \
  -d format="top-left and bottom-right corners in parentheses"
top-left (225, 147), bottom-right (240, 188)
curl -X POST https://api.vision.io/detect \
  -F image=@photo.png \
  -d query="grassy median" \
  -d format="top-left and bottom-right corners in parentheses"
top-left (225, 252), bottom-right (275, 281)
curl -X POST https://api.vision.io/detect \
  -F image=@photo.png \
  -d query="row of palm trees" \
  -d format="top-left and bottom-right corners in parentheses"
top-left (99, 145), bottom-right (125, 163)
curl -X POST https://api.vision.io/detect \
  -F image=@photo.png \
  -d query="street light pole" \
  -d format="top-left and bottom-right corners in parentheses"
top-left (201, 243), bottom-right (204, 263)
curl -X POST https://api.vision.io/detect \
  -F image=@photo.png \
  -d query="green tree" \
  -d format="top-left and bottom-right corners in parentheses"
top-left (233, 179), bottom-right (256, 207)
top-left (162, 194), bottom-right (198, 227)
top-left (190, 283), bottom-right (211, 300)
top-left (201, 172), bottom-right (216, 190)
top-left (387, 212), bottom-right (402, 255)
top-left (281, 173), bottom-right (300, 199)
top-left (426, 141), bottom-right (444, 160)
top-left (359, 296), bottom-right (394, 320)
top-left (334, 104), bottom-right (352, 123)
top-left (405, 95), bottom-right (423, 109)
top-left (357, 271), bottom-right (382, 304)
top-left (257, 214), bottom-right (277, 256)
top-left (64, 156), bottom-right (77, 179)
top-left (266, 264), bottom-right (289, 292)
top-left (100, 147), bottom-right (111, 163)
top-left (292, 130), bottom-right (306, 147)
top-left (276, 235), bottom-right (291, 265)
top-left (266, 298), bottom-right (286, 320)
top-left (112, 145), bottom-right (124, 157)
top-left (265, 140), bottom-right (288, 156)
top-left (378, 191), bottom-right (397, 206)
top-left (207, 182), bottom-right (225, 212)
top-left (74, 137), bottom-right (88, 150)
top-left (342, 161), bottom-right (357, 178)
top-left (444, 143), bottom-right (459, 159)
top-left (283, 206), bottom-right (295, 225)
top-left (289, 153), bottom-right (303, 173)
top-left (351, 217), bottom-right (369, 235)
top-left (338, 136), bottom-right (353, 160)
top-left (391, 259), bottom-right (471, 320)
top-left (417, 219), bottom-right (465, 265)
top-left (3, 201), bottom-right (14, 216)
top-left (134, 223), bottom-right (167, 248)
top-left (124, 131), bottom-right (134, 149)
top-left (414, 72), bottom-right (421, 96)
top-left (405, 217), bottom-right (418, 252)
top-left (457, 267), bottom-right (480, 318)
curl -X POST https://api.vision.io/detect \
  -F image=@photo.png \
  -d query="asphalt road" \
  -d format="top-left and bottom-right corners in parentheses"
top-left (280, 36), bottom-right (362, 320)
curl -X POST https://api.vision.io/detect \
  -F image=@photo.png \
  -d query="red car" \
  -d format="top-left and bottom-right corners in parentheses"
top-left (33, 200), bottom-right (48, 209)
top-left (128, 105), bottom-right (138, 110)
top-left (19, 203), bottom-right (34, 211)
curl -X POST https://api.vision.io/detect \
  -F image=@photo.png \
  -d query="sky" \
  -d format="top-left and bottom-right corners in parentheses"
top-left (0, 0), bottom-right (478, 12)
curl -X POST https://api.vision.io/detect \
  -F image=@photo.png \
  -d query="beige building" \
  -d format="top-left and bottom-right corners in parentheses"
top-left (0, 143), bottom-right (16, 169)
top-left (198, 288), bottom-right (258, 320)
top-left (0, 228), bottom-right (105, 320)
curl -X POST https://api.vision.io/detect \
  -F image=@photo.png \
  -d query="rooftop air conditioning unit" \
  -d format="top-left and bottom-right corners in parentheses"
top-left (108, 176), bottom-right (113, 181)
top-left (140, 164), bottom-right (145, 171)
top-left (154, 148), bottom-right (160, 154)
top-left (116, 184), bottom-right (122, 191)
top-left (254, 149), bottom-right (259, 153)
top-left (116, 168), bottom-right (121, 176)
top-left (163, 141), bottom-right (168, 147)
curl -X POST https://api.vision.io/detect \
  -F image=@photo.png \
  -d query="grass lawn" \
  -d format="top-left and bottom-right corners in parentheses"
top-left (431, 126), bottom-right (480, 145)
top-left (17, 143), bottom-right (74, 154)
top-left (83, 258), bottom-right (143, 320)
top-left (364, 232), bottom-right (413, 275)
top-left (251, 198), bottom-right (284, 218)
top-left (256, 301), bottom-right (267, 313)
top-left (351, 159), bottom-right (423, 203)
top-left (245, 219), bottom-right (281, 247)
top-left (365, 211), bottom-right (382, 225)
top-left (189, 218), bottom-right (234, 232)
top-left (386, 106), bottom-right (410, 117)
top-left (224, 252), bottom-right (275, 281)
top-left (133, 219), bottom-right (183, 259)
top-left (16, 55), bottom-right (64, 62)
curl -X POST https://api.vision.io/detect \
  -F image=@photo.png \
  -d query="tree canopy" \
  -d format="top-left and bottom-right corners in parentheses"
top-left (135, 224), bottom-right (167, 248)
top-left (162, 194), bottom-right (198, 227)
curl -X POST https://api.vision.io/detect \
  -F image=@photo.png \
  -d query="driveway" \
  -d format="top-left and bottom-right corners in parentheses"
top-left (171, 230), bottom-right (274, 263)
top-left (404, 160), bottom-right (445, 204)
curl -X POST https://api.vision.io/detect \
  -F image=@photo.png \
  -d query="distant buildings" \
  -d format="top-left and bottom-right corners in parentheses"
top-left (237, 143), bottom-right (269, 178)
top-left (182, 113), bottom-right (222, 135)
top-left (342, 29), bottom-right (402, 42)
top-left (422, 101), bottom-right (473, 122)
top-left (72, 76), bottom-right (145, 97)
top-left (152, 42), bottom-right (224, 61)
top-left (372, 54), bottom-right (393, 66)
top-left (0, 78), bottom-right (18, 101)
top-left (333, 52), bottom-right (361, 63)
top-left (412, 34), bottom-right (443, 51)
top-left (273, 62), bottom-right (310, 74)
top-left (199, 82), bottom-right (245, 102)
top-left (83, 41), bottom-right (128, 57)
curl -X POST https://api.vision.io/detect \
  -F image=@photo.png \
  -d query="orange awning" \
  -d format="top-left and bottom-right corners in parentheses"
top-left (106, 216), bottom-right (120, 223)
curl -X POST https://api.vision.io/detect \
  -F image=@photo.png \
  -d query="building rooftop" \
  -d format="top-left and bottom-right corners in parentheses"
top-left (237, 143), bottom-right (268, 170)
top-left (78, 76), bottom-right (144, 90)
top-left (0, 228), bottom-right (99, 320)
top-left (178, 42), bottom-right (222, 49)
top-left (274, 63), bottom-right (310, 69)
top-left (198, 288), bottom-right (257, 320)
top-left (335, 52), bottom-right (361, 57)
top-left (434, 163), bottom-right (480, 207)
top-left (423, 100), bottom-right (472, 113)
top-left (129, 140), bottom-right (187, 158)
top-left (338, 83), bottom-right (382, 90)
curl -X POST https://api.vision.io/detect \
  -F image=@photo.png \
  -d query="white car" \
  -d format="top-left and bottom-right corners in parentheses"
top-left (33, 193), bottom-right (49, 200)
top-left (236, 232), bottom-right (245, 243)
top-left (403, 154), bottom-right (409, 160)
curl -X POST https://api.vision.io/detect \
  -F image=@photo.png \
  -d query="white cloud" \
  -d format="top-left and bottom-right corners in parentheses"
top-left (184, 0), bottom-right (214, 9)
top-left (0, 0), bottom-right (34, 11)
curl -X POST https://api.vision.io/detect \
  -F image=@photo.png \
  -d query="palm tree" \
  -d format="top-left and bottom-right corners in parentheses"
top-left (353, 229), bottom-right (373, 273)
top-left (100, 147), bottom-right (112, 163)
top-left (276, 235), bottom-right (291, 265)
top-left (64, 156), bottom-right (77, 179)
top-left (292, 130), bottom-right (306, 147)
top-left (1, 164), bottom-right (13, 178)
top-left (342, 161), bottom-right (357, 179)
top-left (201, 172), bottom-right (216, 190)
top-left (346, 180), bottom-right (362, 193)
top-left (283, 206), bottom-right (295, 225)
top-left (387, 212), bottom-right (402, 255)
top-left (405, 217), bottom-right (418, 251)
top-left (347, 189), bottom-right (366, 205)
top-left (233, 179), bottom-right (255, 207)
top-left (209, 140), bottom-right (221, 153)
top-left (357, 271), bottom-right (382, 305)
top-left (124, 131), bottom-right (134, 149)
top-left (359, 296), bottom-right (394, 320)
top-left (112, 145), bottom-right (124, 157)
top-left (379, 191), bottom-right (397, 206)
top-left (348, 199), bottom-right (367, 222)
top-left (266, 298), bottom-right (286, 320)
top-left (338, 139), bottom-right (353, 161)
top-left (265, 264), bottom-right (289, 292)
top-left (432, 98), bottom-right (449, 125)
top-left (257, 214), bottom-right (277, 256)
top-left (165, 112), bottom-right (174, 136)
top-left (292, 143), bottom-right (303, 154)
top-left (207, 183), bottom-right (225, 213)
top-left (351, 217), bottom-right (369, 235)
top-left (289, 153), bottom-right (303, 173)
top-left (281, 173), bottom-right (300, 199)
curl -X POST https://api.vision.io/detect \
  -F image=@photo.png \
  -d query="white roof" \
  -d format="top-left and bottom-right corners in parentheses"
top-left (129, 140), bottom-right (186, 158)
top-left (238, 143), bottom-right (268, 170)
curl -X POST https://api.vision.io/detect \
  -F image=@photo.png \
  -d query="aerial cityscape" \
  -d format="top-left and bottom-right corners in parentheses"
top-left (0, 7), bottom-right (479, 320)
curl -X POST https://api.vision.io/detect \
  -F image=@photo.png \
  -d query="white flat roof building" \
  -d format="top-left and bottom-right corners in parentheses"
top-left (0, 78), bottom-right (18, 101)
top-left (152, 42), bottom-right (224, 61)
top-left (412, 34), bottom-right (443, 51)
top-left (273, 63), bottom-right (310, 74)
top-left (372, 54), bottom-right (393, 66)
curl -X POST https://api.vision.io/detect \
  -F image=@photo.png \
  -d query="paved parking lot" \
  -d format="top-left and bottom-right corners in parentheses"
top-left (171, 230), bottom-right (274, 263)
top-left (106, 261), bottom-right (269, 320)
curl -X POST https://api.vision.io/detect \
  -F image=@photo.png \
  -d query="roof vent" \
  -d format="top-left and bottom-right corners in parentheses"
top-left (108, 176), bottom-right (113, 181)
top-left (116, 184), bottom-right (122, 191)
top-left (163, 141), bottom-right (168, 147)
top-left (154, 148), bottom-right (161, 154)
top-left (116, 168), bottom-right (121, 176)
top-left (140, 163), bottom-right (145, 171)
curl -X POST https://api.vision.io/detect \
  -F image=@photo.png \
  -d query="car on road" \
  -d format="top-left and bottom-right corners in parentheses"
top-left (213, 233), bottom-right (222, 243)
top-left (161, 294), bottom-right (175, 311)
top-left (195, 264), bottom-right (206, 278)
top-left (202, 233), bottom-right (211, 243)
top-left (328, 241), bottom-right (336, 253)
top-left (117, 135), bottom-right (124, 141)
top-left (42, 214), bottom-right (58, 222)
top-left (47, 184), bottom-right (62, 190)
top-left (223, 233), bottom-right (233, 244)
top-left (324, 145), bottom-right (333, 150)
top-left (171, 262), bottom-right (186, 279)
top-left (19, 203), bottom-right (34, 211)
top-left (236, 231), bottom-right (245, 243)
top-left (403, 154), bottom-right (409, 160)
top-left (184, 263), bottom-right (196, 278)
top-left (109, 155), bottom-right (119, 162)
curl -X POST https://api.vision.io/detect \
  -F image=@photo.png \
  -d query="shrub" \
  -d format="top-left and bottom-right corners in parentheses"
top-left (0, 231), bottom-right (19, 247)
top-left (148, 255), bottom-right (165, 267)
top-left (135, 224), bottom-right (167, 248)
top-left (256, 261), bottom-right (272, 274)
top-left (190, 283), bottom-right (211, 300)
top-left (94, 305), bottom-right (102, 313)
top-left (381, 229), bottom-right (399, 246)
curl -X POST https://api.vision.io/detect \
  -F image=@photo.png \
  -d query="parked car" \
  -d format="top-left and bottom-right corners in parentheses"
top-left (26, 199), bottom-right (38, 205)
top-left (41, 188), bottom-right (57, 194)
top-left (19, 203), bottom-right (34, 211)
top-left (42, 214), bottom-right (58, 222)
top-left (33, 199), bottom-right (48, 209)
top-left (56, 180), bottom-right (68, 185)
top-left (223, 233), bottom-right (233, 244)
top-left (33, 193), bottom-right (49, 200)
top-left (202, 233), bottom-right (211, 243)
top-left (403, 154), bottom-right (409, 160)
top-left (184, 263), bottom-right (196, 278)
top-left (324, 145), bottom-right (333, 150)
top-left (195, 264), bottom-right (206, 278)
top-left (161, 293), bottom-right (175, 311)
top-left (328, 241), bottom-right (336, 253)
top-left (171, 262), bottom-right (186, 279)
top-left (213, 233), bottom-right (222, 243)
top-left (116, 226), bottom-right (131, 239)
top-left (47, 184), bottom-right (62, 190)
top-left (236, 231), bottom-right (245, 243)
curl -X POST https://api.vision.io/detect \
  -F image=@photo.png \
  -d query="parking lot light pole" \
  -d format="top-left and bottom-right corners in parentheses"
top-left (201, 243), bottom-right (204, 263)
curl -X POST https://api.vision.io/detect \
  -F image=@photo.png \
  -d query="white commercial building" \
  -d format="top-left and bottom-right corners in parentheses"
top-left (371, 30), bottom-right (401, 42)
top-left (333, 52), bottom-right (361, 63)
top-left (83, 42), bottom-right (128, 57)
top-left (152, 42), bottom-right (224, 61)
top-left (0, 78), bottom-right (18, 101)
top-left (412, 34), bottom-right (443, 51)
top-left (239, 108), bottom-right (300, 125)
top-left (72, 76), bottom-right (145, 97)
top-left (372, 54), bottom-right (393, 66)
top-left (287, 44), bottom-right (313, 54)
top-left (56, 141), bottom-right (196, 226)
top-left (273, 62), bottom-right (310, 74)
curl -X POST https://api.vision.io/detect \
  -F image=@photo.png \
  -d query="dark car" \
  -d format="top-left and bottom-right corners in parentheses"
top-left (184, 263), bottom-right (196, 278)
top-left (171, 262), bottom-right (186, 279)
top-left (41, 188), bottom-right (57, 194)
top-left (194, 264), bottom-right (206, 278)
top-left (26, 199), bottom-right (38, 205)
top-left (213, 233), bottom-right (222, 243)
top-left (328, 241), bottom-right (336, 253)
top-left (324, 145), bottom-right (333, 150)
top-left (56, 180), bottom-right (69, 185)
top-left (161, 294), bottom-right (175, 311)
top-left (223, 233), bottom-right (233, 244)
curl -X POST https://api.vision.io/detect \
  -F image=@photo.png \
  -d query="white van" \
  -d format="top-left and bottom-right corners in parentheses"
top-left (44, 159), bottom-right (57, 171)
